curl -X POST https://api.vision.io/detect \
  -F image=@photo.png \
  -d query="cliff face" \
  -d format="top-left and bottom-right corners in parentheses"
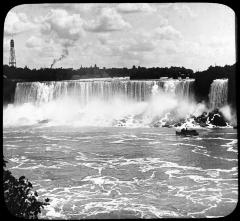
top-left (3, 78), bottom-right (17, 105)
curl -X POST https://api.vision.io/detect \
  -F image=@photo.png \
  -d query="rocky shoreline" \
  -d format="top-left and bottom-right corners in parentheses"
top-left (114, 109), bottom-right (236, 129)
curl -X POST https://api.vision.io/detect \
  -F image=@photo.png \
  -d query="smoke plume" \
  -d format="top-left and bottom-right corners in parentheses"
top-left (50, 47), bottom-right (69, 68)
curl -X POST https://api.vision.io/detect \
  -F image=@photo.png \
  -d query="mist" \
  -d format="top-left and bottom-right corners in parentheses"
top-left (3, 87), bottom-right (209, 127)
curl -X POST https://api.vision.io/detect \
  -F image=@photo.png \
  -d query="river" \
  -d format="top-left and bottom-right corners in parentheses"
top-left (3, 125), bottom-right (238, 218)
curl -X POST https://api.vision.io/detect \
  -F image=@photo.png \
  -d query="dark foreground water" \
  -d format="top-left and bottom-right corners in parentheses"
top-left (3, 126), bottom-right (238, 218)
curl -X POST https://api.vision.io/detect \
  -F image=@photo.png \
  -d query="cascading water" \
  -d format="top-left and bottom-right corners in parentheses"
top-left (14, 78), bottom-right (195, 105)
top-left (163, 78), bottom-right (194, 99)
top-left (3, 77), bottom-right (200, 127)
top-left (209, 79), bottom-right (228, 110)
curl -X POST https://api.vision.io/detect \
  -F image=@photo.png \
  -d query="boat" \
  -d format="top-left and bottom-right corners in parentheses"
top-left (176, 128), bottom-right (199, 136)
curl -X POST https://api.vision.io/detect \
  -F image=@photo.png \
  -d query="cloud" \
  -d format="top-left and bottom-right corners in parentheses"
top-left (3, 37), bottom-right (10, 52)
top-left (159, 17), bottom-right (169, 27)
top-left (85, 7), bottom-right (131, 32)
top-left (167, 4), bottom-right (198, 18)
top-left (96, 26), bottom-right (182, 65)
top-left (95, 35), bottom-right (157, 67)
top-left (38, 46), bottom-right (57, 58)
top-left (164, 43), bottom-right (179, 54)
top-left (40, 9), bottom-right (85, 44)
top-left (41, 3), bottom-right (98, 14)
top-left (200, 36), bottom-right (234, 48)
top-left (128, 39), bottom-right (156, 52)
top-left (116, 3), bottom-right (156, 13)
top-left (180, 5), bottom-right (197, 18)
top-left (4, 3), bottom-right (234, 71)
top-left (25, 36), bottom-right (43, 48)
top-left (4, 11), bottom-right (35, 35)
top-left (98, 34), bottom-right (156, 55)
top-left (19, 8), bottom-right (86, 67)
top-left (37, 8), bottom-right (86, 66)
top-left (154, 25), bottom-right (183, 40)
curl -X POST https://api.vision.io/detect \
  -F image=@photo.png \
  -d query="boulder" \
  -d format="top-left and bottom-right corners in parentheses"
top-left (208, 109), bottom-right (227, 126)
top-left (194, 112), bottom-right (208, 126)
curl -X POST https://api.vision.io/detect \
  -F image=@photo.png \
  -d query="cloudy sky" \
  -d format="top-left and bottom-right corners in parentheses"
top-left (3, 3), bottom-right (236, 71)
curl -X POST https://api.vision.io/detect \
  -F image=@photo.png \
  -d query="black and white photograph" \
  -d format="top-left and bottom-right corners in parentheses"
top-left (3, 3), bottom-right (237, 219)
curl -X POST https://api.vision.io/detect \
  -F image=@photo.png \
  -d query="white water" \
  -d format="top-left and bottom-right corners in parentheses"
top-left (3, 126), bottom-right (238, 218)
top-left (4, 78), bottom-right (201, 127)
top-left (14, 78), bottom-right (194, 105)
top-left (209, 79), bottom-right (228, 110)
top-left (3, 78), bottom-right (233, 127)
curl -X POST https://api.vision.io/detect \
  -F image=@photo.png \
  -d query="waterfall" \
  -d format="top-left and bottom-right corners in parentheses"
top-left (14, 78), bottom-right (195, 105)
top-left (6, 77), bottom-right (236, 128)
top-left (209, 79), bottom-right (228, 109)
top-left (163, 78), bottom-right (194, 98)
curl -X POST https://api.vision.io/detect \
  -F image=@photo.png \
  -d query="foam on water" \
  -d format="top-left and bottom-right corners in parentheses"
top-left (5, 134), bottom-right (237, 219)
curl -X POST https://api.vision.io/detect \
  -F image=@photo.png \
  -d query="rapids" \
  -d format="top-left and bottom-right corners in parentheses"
top-left (3, 126), bottom-right (238, 218)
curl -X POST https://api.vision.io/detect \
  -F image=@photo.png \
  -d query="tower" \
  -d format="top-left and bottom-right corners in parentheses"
top-left (9, 38), bottom-right (16, 67)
